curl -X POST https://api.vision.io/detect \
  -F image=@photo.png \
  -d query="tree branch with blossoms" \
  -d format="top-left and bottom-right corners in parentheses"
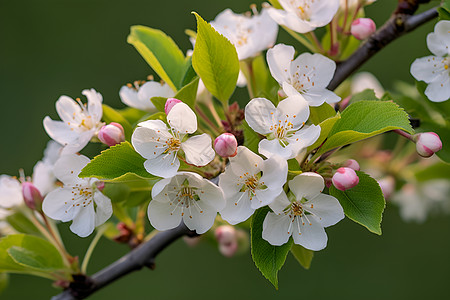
top-left (1, 0), bottom-right (450, 299)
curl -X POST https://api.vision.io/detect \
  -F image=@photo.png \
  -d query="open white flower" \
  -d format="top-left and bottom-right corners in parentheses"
top-left (245, 96), bottom-right (320, 159)
top-left (267, 44), bottom-right (341, 106)
top-left (267, 0), bottom-right (339, 33)
top-left (43, 89), bottom-right (104, 155)
top-left (148, 172), bottom-right (225, 234)
top-left (211, 8), bottom-right (278, 60)
top-left (0, 175), bottom-right (23, 209)
top-left (410, 20), bottom-right (450, 102)
top-left (42, 154), bottom-right (113, 237)
top-left (119, 81), bottom-right (174, 111)
top-left (218, 146), bottom-right (288, 225)
top-left (132, 102), bottom-right (215, 178)
top-left (263, 172), bottom-right (344, 251)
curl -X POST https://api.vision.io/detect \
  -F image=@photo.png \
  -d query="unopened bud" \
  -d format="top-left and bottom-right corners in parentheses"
top-left (98, 123), bottom-right (125, 147)
top-left (215, 225), bottom-right (238, 257)
top-left (344, 159), bottom-right (360, 171)
top-left (351, 18), bottom-right (376, 40)
top-left (414, 132), bottom-right (442, 158)
top-left (22, 182), bottom-right (43, 211)
top-left (332, 167), bottom-right (359, 191)
top-left (96, 181), bottom-right (105, 191)
top-left (164, 98), bottom-right (182, 114)
top-left (214, 133), bottom-right (238, 158)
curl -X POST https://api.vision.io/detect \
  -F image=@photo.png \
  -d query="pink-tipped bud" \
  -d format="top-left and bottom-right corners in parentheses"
top-left (98, 123), bottom-right (125, 147)
top-left (344, 159), bottom-right (360, 171)
top-left (414, 132), bottom-right (442, 158)
top-left (332, 167), bottom-right (359, 191)
top-left (22, 182), bottom-right (43, 211)
top-left (164, 98), bottom-right (182, 114)
top-left (215, 225), bottom-right (238, 257)
top-left (96, 181), bottom-right (105, 191)
top-left (214, 133), bottom-right (238, 158)
top-left (351, 18), bottom-right (376, 40)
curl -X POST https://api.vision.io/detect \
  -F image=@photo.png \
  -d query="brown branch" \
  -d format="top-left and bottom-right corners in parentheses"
top-left (328, 6), bottom-right (438, 91)
top-left (51, 223), bottom-right (196, 300)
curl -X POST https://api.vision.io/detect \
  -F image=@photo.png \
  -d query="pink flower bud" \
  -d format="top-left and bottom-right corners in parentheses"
top-left (96, 181), bottom-right (105, 191)
top-left (332, 167), bottom-right (359, 191)
top-left (215, 225), bottom-right (238, 257)
top-left (214, 133), bottom-right (238, 158)
top-left (414, 132), bottom-right (442, 158)
top-left (219, 239), bottom-right (238, 257)
top-left (351, 18), bottom-right (376, 40)
top-left (22, 182), bottom-right (43, 211)
top-left (98, 123), bottom-right (125, 147)
top-left (344, 159), bottom-right (360, 171)
top-left (164, 98), bottom-right (182, 114)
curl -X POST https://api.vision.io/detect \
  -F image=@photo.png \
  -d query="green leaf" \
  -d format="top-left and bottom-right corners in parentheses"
top-left (79, 141), bottom-right (157, 180)
top-left (316, 101), bottom-right (414, 156)
top-left (124, 191), bottom-right (151, 207)
top-left (180, 56), bottom-right (198, 87)
top-left (0, 234), bottom-right (66, 275)
top-left (268, 0), bottom-right (282, 9)
top-left (251, 207), bottom-right (292, 289)
top-left (191, 12), bottom-right (239, 105)
top-left (119, 107), bottom-right (148, 126)
top-left (417, 121), bottom-right (450, 163)
top-left (150, 96), bottom-right (167, 113)
top-left (6, 212), bottom-right (41, 236)
top-left (340, 35), bottom-right (361, 60)
top-left (102, 104), bottom-right (133, 140)
top-left (307, 113), bottom-right (341, 152)
top-left (174, 77), bottom-right (200, 110)
top-left (290, 244), bottom-right (314, 270)
top-left (0, 273), bottom-right (8, 295)
top-left (349, 89), bottom-right (378, 103)
top-left (416, 81), bottom-right (450, 118)
top-left (439, 1), bottom-right (450, 20)
top-left (309, 103), bottom-right (336, 125)
top-left (127, 25), bottom-right (186, 90)
top-left (393, 96), bottom-right (432, 121)
top-left (415, 162), bottom-right (450, 181)
top-left (102, 183), bottom-right (131, 203)
top-left (242, 120), bottom-right (260, 153)
top-left (329, 171), bottom-right (385, 235)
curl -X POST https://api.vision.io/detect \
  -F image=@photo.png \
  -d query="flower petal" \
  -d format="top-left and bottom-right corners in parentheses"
top-left (0, 175), bottom-right (23, 209)
top-left (60, 130), bottom-right (95, 155)
top-left (83, 89), bottom-right (103, 123)
top-left (292, 216), bottom-right (328, 251)
top-left (147, 200), bottom-right (182, 231)
top-left (32, 161), bottom-right (56, 196)
top-left (151, 177), bottom-right (173, 200)
top-left (289, 172), bottom-right (324, 200)
top-left (220, 192), bottom-right (254, 225)
top-left (181, 134), bottom-right (215, 166)
top-left (291, 53), bottom-right (336, 89)
top-left (245, 97), bottom-right (277, 135)
top-left (304, 194), bottom-right (344, 227)
top-left (167, 102), bottom-right (197, 134)
top-left (261, 154), bottom-right (288, 191)
top-left (143, 153), bottom-right (180, 178)
top-left (277, 94), bottom-right (310, 128)
top-left (286, 124), bottom-right (321, 157)
top-left (229, 146), bottom-right (263, 177)
top-left (139, 81), bottom-right (175, 108)
top-left (43, 117), bottom-right (79, 146)
top-left (266, 8), bottom-right (315, 33)
top-left (425, 74), bottom-right (450, 102)
top-left (43, 187), bottom-right (80, 222)
top-left (258, 138), bottom-right (292, 159)
top-left (183, 204), bottom-right (217, 234)
top-left (427, 21), bottom-right (450, 57)
top-left (69, 203), bottom-right (96, 237)
top-left (55, 95), bottom-right (82, 124)
top-left (301, 88), bottom-right (340, 106)
top-left (93, 191), bottom-right (113, 226)
top-left (132, 125), bottom-right (171, 160)
top-left (268, 191), bottom-right (291, 215)
top-left (410, 56), bottom-right (446, 83)
top-left (197, 179), bottom-right (226, 211)
top-left (267, 43), bottom-right (295, 85)
top-left (252, 187), bottom-right (283, 209)
top-left (262, 212), bottom-right (292, 246)
top-left (53, 154), bottom-right (90, 185)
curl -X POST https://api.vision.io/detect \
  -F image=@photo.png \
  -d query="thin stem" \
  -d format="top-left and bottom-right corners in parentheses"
top-left (283, 26), bottom-right (317, 52)
top-left (195, 105), bottom-right (221, 136)
top-left (307, 32), bottom-right (324, 53)
top-left (81, 226), bottom-right (107, 274)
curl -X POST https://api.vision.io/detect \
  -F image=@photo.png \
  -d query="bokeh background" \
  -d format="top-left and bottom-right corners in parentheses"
top-left (1, 0), bottom-right (450, 299)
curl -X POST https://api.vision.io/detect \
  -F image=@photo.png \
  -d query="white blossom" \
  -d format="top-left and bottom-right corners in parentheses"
top-left (351, 72), bottom-right (384, 98)
top-left (43, 89), bottom-right (104, 154)
top-left (410, 20), bottom-right (450, 102)
top-left (218, 146), bottom-right (288, 225)
top-left (148, 172), bottom-right (225, 234)
top-left (267, 0), bottom-right (339, 33)
top-left (245, 96), bottom-right (320, 159)
top-left (132, 102), bottom-right (215, 178)
top-left (42, 154), bottom-right (113, 237)
top-left (267, 44), bottom-right (341, 106)
top-left (119, 81), bottom-right (174, 111)
top-left (211, 8), bottom-right (279, 60)
top-left (263, 172), bottom-right (344, 250)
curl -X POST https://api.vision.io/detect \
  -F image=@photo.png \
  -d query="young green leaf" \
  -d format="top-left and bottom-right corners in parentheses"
top-left (307, 113), bottom-right (341, 152)
top-left (349, 89), bottom-right (378, 103)
top-left (316, 101), bottom-right (414, 156)
top-left (150, 97), bottom-right (167, 113)
top-left (251, 207), bottom-right (292, 289)
top-left (242, 120), bottom-right (260, 153)
top-left (127, 25), bottom-right (187, 90)
top-left (191, 12), bottom-right (239, 106)
top-left (309, 103), bottom-right (336, 125)
top-left (79, 142), bottom-right (156, 180)
top-left (6, 212), bottom-right (41, 236)
top-left (290, 244), bottom-right (314, 270)
top-left (174, 77), bottom-right (200, 110)
top-left (329, 171), bottom-right (385, 235)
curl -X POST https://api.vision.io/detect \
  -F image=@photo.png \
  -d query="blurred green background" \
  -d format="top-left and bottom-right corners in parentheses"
top-left (1, 0), bottom-right (449, 299)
